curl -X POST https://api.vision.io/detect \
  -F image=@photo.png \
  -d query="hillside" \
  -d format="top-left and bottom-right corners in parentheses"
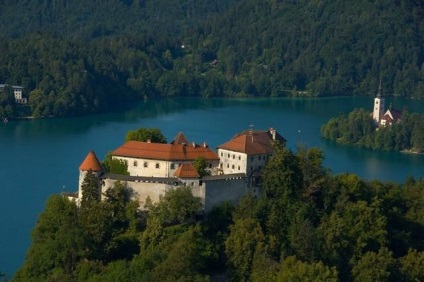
top-left (1, 0), bottom-right (424, 118)
top-left (13, 146), bottom-right (424, 281)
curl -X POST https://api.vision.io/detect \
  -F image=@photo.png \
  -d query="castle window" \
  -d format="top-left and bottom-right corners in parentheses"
top-left (155, 163), bottom-right (160, 169)
top-left (133, 161), bottom-right (138, 167)
top-left (238, 166), bottom-right (240, 170)
top-left (220, 163), bottom-right (223, 168)
top-left (227, 164), bottom-right (229, 168)
top-left (232, 165), bottom-right (235, 169)
top-left (228, 153), bottom-right (230, 157)
top-left (221, 152), bottom-right (223, 156)
top-left (208, 163), bottom-right (212, 168)
top-left (143, 162), bottom-right (148, 168)
top-left (251, 156), bottom-right (254, 161)
top-left (238, 156), bottom-right (241, 160)
top-left (170, 163), bottom-right (175, 169)
top-left (232, 154), bottom-right (235, 159)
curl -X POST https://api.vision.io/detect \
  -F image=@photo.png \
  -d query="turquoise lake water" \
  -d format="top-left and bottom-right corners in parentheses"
top-left (1, 97), bottom-right (423, 277)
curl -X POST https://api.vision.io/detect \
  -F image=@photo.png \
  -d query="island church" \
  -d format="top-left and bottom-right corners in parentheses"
top-left (74, 128), bottom-right (286, 212)
top-left (372, 82), bottom-right (402, 126)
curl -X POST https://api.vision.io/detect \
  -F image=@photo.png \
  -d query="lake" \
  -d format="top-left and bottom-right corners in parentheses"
top-left (1, 96), bottom-right (424, 277)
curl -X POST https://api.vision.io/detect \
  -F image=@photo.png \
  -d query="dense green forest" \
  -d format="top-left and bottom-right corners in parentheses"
top-left (13, 145), bottom-right (424, 281)
top-left (1, 0), bottom-right (424, 118)
top-left (321, 108), bottom-right (424, 152)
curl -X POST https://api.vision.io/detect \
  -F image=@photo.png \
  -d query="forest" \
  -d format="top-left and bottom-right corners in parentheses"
top-left (321, 108), bottom-right (424, 152)
top-left (12, 145), bottom-right (424, 281)
top-left (1, 0), bottom-right (424, 117)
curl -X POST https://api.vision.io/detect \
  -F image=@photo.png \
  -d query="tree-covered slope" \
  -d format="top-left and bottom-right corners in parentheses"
top-left (1, 0), bottom-right (424, 118)
top-left (199, 0), bottom-right (424, 97)
top-left (0, 0), bottom-right (238, 39)
top-left (13, 146), bottom-right (424, 281)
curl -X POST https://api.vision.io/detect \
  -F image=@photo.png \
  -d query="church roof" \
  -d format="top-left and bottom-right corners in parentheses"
top-left (382, 108), bottom-right (402, 123)
top-left (173, 163), bottom-right (200, 178)
top-left (217, 128), bottom-right (286, 155)
top-left (79, 150), bottom-right (103, 171)
top-left (111, 139), bottom-right (219, 161)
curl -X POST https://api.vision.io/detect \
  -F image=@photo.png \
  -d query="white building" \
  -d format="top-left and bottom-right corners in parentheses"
top-left (373, 82), bottom-right (385, 124)
top-left (372, 81), bottom-right (401, 126)
top-left (0, 84), bottom-right (27, 104)
top-left (110, 132), bottom-right (220, 178)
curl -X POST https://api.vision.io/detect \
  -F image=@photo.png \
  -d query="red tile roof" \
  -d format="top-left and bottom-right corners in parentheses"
top-left (79, 150), bottom-right (103, 171)
top-left (382, 108), bottom-right (402, 124)
top-left (173, 163), bottom-right (200, 178)
top-left (111, 140), bottom-right (219, 161)
top-left (218, 129), bottom-right (285, 155)
top-left (171, 132), bottom-right (190, 145)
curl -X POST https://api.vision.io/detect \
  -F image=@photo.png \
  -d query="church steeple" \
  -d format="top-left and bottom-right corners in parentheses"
top-left (373, 79), bottom-right (385, 125)
top-left (377, 79), bottom-right (383, 98)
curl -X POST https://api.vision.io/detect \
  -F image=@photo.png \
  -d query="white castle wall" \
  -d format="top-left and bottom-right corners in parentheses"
top-left (100, 174), bottom-right (247, 213)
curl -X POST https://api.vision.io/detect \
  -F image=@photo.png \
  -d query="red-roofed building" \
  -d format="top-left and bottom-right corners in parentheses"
top-left (217, 128), bottom-right (285, 175)
top-left (77, 150), bottom-right (103, 206)
top-left (76, 129), bottom-right (285, 212)
top-left (174, 163), bottom-right (200, 178)
top-left (380, 107), bottom-right (402, 126)
top-left (111, 133), bottom-right (219, 178)
top-left (79, 150), bottom-right (102, 171)
top-left (217, 128), bottom-right (286, 190)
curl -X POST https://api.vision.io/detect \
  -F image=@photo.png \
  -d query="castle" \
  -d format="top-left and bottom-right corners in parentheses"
top-left (74, 128), bottom-right (286, 212)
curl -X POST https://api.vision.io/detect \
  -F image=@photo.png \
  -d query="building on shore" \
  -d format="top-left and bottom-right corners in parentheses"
top-left (72, 128), bottom-right (285, 213)
top-left (0, 84), bottom-right (27, 104)
top-left (372, 81), bottom-right (401, 126)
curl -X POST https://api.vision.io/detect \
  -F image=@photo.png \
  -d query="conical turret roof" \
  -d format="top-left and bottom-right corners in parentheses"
top-left (79, 150), bottom-right (102, 171)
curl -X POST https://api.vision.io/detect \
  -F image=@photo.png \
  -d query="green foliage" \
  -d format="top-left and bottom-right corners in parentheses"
top-left (125, 127), bottom-right (167, 143)
top-left (101, 152), bottom-right (129, 175)
top-left (351, 247), bottom-right (396, 282)
top-left (277, 256), bottom-right (338, 282)
top-left (192, 156), bottom-right (211, 177)
top-left (399, 249), bottom-right (424, 282)
top-left (225, 218), bottom-right (265, 281)
top-left (145, 186), bottom-right (203, 225)
top-left (80, 170), bottom-right (101, 208)
top-left (14, 195), bottom-right (84, 281)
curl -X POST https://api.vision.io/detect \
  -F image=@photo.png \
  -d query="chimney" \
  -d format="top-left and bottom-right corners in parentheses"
top-left (192, 142), bottom-right (196, 148)
top-left (203, 142), bottom-right (207, 148)
top-left (270, 128), bottom-right (276, 140)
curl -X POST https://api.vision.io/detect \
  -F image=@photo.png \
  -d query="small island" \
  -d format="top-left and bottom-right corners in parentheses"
top-left (321, 84), bottom-right (424, 153)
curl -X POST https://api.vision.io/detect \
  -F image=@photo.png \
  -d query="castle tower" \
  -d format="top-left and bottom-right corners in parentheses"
top-left (78, 150), bottom-right (103, 204)
top-left (372, 80), bottom-right (385, 124)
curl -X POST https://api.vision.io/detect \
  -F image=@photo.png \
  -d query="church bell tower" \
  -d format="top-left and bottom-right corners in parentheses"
top-left (372, 80), bottom-right (385, 124)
